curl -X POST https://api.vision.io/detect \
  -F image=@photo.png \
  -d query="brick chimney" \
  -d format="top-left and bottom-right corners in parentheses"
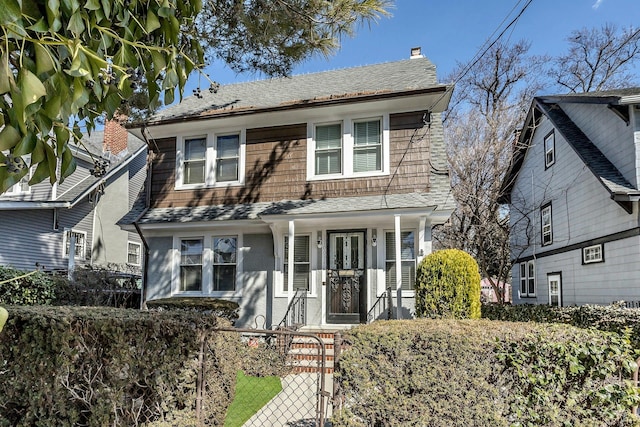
top-left (103, 116), bottom-right (129, 156)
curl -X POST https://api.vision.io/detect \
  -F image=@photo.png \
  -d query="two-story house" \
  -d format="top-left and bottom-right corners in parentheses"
top-left (123, 49), bottom-right (455, 328)
top-left (500, 88), bottom-right (640, 306)
top-left (0, 120), bottom-right (147, 274)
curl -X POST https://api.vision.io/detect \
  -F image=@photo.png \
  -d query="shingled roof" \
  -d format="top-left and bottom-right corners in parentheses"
top-left (124, 191), bottom-right (455, 226)
top-left (500, 89), bottom-right (640, 207)
top-left (146, 57), bottom-right (450, 125)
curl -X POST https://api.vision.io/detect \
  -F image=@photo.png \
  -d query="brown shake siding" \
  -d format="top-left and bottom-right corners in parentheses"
top-left (149, 111), bottom-right (432, 208)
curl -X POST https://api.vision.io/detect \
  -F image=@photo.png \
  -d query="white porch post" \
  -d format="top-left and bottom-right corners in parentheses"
top-left (418, 216), bottom-right (431, 263)
top-left (287, 219), bottom-right (295, 303)
top-left (67, 232), bottom-right (75, 282)
top-left (394, 214), bottom-right (402, 319)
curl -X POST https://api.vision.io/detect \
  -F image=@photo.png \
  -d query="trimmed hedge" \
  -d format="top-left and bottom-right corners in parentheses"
top-left (482, 302), bottom-right (640, 349)
top-left (415, 249), bottom-right (481, 319)
top-left (0, 306), bottom-right (240, 426)
top-left (332, 319), bottom-right (640, 427)
top-left (0, 266), bottom-right (62, 305)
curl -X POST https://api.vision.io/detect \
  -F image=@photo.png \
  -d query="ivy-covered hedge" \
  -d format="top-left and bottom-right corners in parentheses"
top-left (0, 306), bottom-right (240, 426)
top-left (332, 319), bottom-right (640, 427)
top-left (482, 302), bottom-right (640, 349)
top-left (0, 266), bottom-right (62, 305)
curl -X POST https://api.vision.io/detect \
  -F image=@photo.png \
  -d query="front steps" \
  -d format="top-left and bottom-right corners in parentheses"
top-left (288, 330), bottom-right (343, 374)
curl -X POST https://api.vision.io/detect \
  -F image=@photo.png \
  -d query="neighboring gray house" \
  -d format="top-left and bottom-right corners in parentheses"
top-left (0, 120), bottom-right (147, 273)
top-left (500, 88), bottom-right (640, 306)
top-left (122, 50), bottom-right (455, 329)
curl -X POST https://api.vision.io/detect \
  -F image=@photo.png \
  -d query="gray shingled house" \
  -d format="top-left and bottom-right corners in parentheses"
top-left (123, 50), bottom-right (455, 328)
top-left (500, 88), bottom-right (640, 307)
top-left (0, 121), bottom-right (147, 274)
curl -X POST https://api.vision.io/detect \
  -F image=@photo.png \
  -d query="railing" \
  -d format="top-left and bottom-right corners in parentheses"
top-left (278, 288), bottom-right (307, 330)
top-left (367, 287), bottom-right (393, 323)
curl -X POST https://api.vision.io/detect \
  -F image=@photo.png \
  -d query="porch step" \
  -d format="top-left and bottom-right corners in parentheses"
top-left (287, 331), bottom-right (346, 374)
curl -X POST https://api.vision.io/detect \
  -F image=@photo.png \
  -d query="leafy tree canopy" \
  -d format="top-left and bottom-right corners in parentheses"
top-left (0, 0), bottom-right (391, 193)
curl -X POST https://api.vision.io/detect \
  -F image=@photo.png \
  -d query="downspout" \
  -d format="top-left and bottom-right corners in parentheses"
top-left (133, 125), bottom-right (155, 310)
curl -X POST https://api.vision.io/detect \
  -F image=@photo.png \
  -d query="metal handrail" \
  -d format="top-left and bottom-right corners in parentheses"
top-left (367, 287), bottom-right (393, 322)
top-left (278, 288), bottom-right (307, 330)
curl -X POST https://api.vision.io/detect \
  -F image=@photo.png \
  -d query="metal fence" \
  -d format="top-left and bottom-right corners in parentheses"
top-left (209, 327), bottom-right (333, 427)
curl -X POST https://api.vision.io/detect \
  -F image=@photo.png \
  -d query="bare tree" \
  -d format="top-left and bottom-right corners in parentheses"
top-left (435, 41), bottom-right (544, 304)
top-left (548, 24), bottom-right (640, 93)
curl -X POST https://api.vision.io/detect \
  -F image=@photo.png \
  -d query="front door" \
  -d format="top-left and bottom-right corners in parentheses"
top-left (327, 231), bottom-right (366, 324)
top-left (548, 273), bottom-right (562, 307)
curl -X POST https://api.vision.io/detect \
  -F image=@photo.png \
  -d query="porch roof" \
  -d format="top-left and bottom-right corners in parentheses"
top-left (128, 191), bottom-right (455, 225)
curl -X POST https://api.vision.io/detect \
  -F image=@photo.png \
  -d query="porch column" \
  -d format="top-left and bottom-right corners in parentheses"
top-left (394, 214), bottom-right (402, 319)
top-left (287, 219), bottom-right (295, 303)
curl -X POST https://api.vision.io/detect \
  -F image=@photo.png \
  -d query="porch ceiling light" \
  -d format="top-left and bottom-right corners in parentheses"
top-left (371, 236), bottom-right (377, 247)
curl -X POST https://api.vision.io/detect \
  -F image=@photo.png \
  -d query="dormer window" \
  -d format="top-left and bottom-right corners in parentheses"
top-left (544, 131), bottom-right (555, 168)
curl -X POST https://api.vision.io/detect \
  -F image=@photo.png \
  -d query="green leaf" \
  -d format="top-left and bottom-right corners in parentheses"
top-left (0, 0), bottom-right (22, 25)
top-left (84, 0), bottom-right (100, 11)
top-left (21, 0), bottom-right (43, 19)
top-left (0, 53), bottom-right (15, 94)
top-left (29, 158), bottom-right (51, 185)
top-left (103, 92), bottom-right (122, 117)
top-left (44, 92), bottom-right (62, 120)
top-left (31, 138), bottom-right (46, 163)
top-left (150, 51), bottom-right (167, 77)
top-left (43, 141), bottom-right (57, 184)
top-left (0, 125), bottom-right (21, 151)
top-left (145, 10), bottom-right (160, 33)
top-left (59, 147), bottom-right (76, 182)
top-left (67, 11), bottom-right (85, 35)
top-left (13, 132), bottom-right (37, 156)
top-left (35, 44), bottom-right (55, 75)
top-left (27, 17), bottom-right (49, 32)
top-left (20, 70), bottom-right (47, 106)
top-left (72, 78), bottom-right (90, 111)
top-left (162, 68), bottom-right (178, 90)
top-left (46, 0), bottom-right (61, 31)
top-left (65, 50), bottom-right (90, 77)
top-left (157, 6), bottom-right (173, 18)
top-left (100, 0), bottom-right (111, 18)
top-left (164, 88), bottom-right (174, 105)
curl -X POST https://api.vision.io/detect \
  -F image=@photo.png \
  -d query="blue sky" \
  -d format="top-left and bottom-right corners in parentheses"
top-left (186, 0), bottom-right (639, 94)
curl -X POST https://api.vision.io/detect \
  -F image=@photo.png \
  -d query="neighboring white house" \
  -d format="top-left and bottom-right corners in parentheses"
top-left (0, 120), bottom-right (147, 274)
top-left (121, 50), bottom-right (456, 328)
top-left (500, 88), bottom-right (640, 306)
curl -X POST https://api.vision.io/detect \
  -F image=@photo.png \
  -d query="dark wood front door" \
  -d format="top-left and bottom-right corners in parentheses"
top-left (327, 231), bottom-right (366, 324)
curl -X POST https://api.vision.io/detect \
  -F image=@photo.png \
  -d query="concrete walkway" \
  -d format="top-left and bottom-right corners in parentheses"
top-left (243, 373), bottom-right (333, 427)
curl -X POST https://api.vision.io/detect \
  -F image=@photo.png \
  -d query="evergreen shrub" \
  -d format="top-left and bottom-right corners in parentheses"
top-left (332, 319), bottom-right (640, 427)
top-left (0, 306), bottom-right (240, 426)
top-left (415, 249), bottom-right (481, 319)
top-left (0, 265), bottom-right (61, 305)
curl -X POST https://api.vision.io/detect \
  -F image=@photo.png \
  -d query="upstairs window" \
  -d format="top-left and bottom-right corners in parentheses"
top-left (315, 123), bottom-right (342, 175)
top-left (353, 119), bottom-right (382, 173)
top-left (544, 132), bottom-right (555, 168)
top-left (541, 203), bottom-right (553, 246)
top-left (583, 244), bottom-right (604, 264)
top-left (177, 131), bottom-right (244, 188)
top-left (216, 134), bottom-right (240, 182)
top-left (183, 137), bottom-right (206, 185)
top-left (307, 115), bottom-right (388, 180)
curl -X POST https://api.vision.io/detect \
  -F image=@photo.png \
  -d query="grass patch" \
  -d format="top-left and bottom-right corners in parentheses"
top-left (224, 370), bottom-right (283, 427)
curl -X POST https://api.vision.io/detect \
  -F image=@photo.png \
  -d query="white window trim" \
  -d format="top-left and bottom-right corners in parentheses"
top-left (383, 229), bottom-right (417, 296)
top-left (4, 165), bottom-right (32, 195)
top-left (583, 244), bottom-right (604, 264)
top-left (519, 260), bottom-right (536, 298)
top-left (63, 229), bottom-right (87, 260)
top-left (175, 128), bottom-right (246, 190)
top-left (544, 132), bottom-right (555, 168)
top-left (541, 204), bottom-right (552, 246)
top-left (171, 232), bottom-right (244, 298)
top-left (276, 232), bottom-right (317, 298)
top-left (306, 114), bottom-right (390, 181)
top-left (127, 241), bottom-right (142, 266)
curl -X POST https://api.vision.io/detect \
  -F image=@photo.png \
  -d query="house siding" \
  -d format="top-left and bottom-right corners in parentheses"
top-left (0, 210), bottom-right (60, 270)
top-left (145, 236), bottom-right (174, 301)
top-left (148, 111), bottom-right (435, 208)
top-left (56, 158), bottom-right (94, 200)
top-left (237, 233), bottom-right (273, 328)
top-left (513, 234), bottom-right (640, 305)
top-left (510, 115), bottom-right (637, 262)
top-left (562, 103), bottom-right (637, 187)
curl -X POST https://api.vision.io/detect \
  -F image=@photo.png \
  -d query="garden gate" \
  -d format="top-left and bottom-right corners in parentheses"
top-left (203, 327), bottom-right (333, 427)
